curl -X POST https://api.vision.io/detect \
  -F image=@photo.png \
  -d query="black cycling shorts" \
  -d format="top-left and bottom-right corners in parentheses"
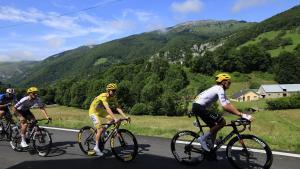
top-left (192, 103), bottom-right (223, 128)
top-left (18, 110), bottom-right (34, 120)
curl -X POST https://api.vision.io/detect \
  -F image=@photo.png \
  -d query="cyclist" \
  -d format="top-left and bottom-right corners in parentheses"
top-left (89, 83), bottom-right (129, 156)
top-left (12, 87), bottom-right (51, 148)
top-left (192, 73), bottom-right (252, 151)
top-left (0, 88), bottom-right (17, 131)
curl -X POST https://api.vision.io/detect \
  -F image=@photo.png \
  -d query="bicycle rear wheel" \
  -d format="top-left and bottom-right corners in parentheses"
top-left (226, 134), bottom-right (273, 169)
top-left (110, 129), bottom-right (138, 162)
top-left (10, 127), bottom-right (23, 152)
top-left (78, 126), bottom-right (97, 155)
top-left (33, 128), bottom-right (52, 157)
top-left (0, 121), bottom-right (7, 140)
top-left (171, 130), bottom-right (204, 165)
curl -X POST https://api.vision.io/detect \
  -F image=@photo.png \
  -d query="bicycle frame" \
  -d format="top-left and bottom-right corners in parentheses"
top-left (100, 119), bottom-right (127, 144)
top-left (193, 114), bottom-right (247, 153)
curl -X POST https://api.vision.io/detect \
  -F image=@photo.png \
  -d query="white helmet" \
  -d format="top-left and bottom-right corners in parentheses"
top-left (6, 88), bottom-right (15, 95)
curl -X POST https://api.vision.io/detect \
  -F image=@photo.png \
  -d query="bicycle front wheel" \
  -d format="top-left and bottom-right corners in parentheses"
top-left (171, 130), bottom-right (204, 165)
top-left (110, 129), bottom-right (138, 162)
top-left (33, 128), bottom-right (52, 157)
top-left (226, 134), bottom-right (273, 169)
top-left (78, 126), bottom-right (96, 155)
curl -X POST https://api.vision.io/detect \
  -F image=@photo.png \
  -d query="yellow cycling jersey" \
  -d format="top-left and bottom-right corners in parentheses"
top-left (88, 93), bottom-right (119, 116)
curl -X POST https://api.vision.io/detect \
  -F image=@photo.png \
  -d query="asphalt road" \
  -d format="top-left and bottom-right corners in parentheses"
top-left (0, 129), bottom-right (299, 169)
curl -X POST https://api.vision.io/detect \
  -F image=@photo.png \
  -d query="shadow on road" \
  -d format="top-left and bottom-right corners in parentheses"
top-left (46, 141), bottom-right (78, 157)
top-left (7, 151), bottom-right (234, 169)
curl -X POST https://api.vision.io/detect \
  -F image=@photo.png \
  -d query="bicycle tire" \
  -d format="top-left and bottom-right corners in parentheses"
top-left (0, 121), bottom-right (6, 140)
top-left (110, 129), bottom-right (138, 162)
top-left (226, 134), bottom-right (273, 169)
top-left (32, 128), bottom-right (52, 157)
top-left (78, 126), bottom-right (97, 155)
top-left (171, 130), bottom-right (205, 165)
top-left (9, 127), bottom-right (23, 152)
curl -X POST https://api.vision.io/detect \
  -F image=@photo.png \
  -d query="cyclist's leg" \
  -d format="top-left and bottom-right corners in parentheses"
top-left (209, 117), bottom-right (226, 144)
top-left (0, 109), bottom-right (5, 119)
top-left (15, 110), bottom-right (29, 147)
top-left (89, 114), bottom-right (104, 155)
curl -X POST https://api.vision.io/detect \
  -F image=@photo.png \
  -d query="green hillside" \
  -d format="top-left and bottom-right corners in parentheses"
top-left (0, 61), bottom-right (38, 82)
top-left (7, 20), bottom-right (253, 86)
top-left (227, 5), bottom-right (300, 47)
top-left (240, 29), bottom-right (300, 57)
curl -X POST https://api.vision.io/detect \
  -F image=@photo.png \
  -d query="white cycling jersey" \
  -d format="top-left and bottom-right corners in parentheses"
top-left (194, 85), bottom-right (230, 108)
top-left (14, 96), bottom-right (44, 111)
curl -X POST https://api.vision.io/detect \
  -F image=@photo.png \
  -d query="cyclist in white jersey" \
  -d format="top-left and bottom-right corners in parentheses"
top-left (12, 87), bottom-right (51, 148)
top-left (192, 73), bottom-right (252, 151)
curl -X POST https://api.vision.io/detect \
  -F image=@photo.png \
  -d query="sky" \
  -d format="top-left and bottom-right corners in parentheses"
top-left (0, 0), bottom-right (299, 61)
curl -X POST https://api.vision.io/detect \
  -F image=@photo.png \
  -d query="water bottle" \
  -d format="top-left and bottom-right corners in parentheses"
top-left (104, 130), bottom-right (109, 139)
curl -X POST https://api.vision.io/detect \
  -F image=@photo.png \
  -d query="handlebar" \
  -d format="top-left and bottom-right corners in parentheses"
top-left (231, 118), bottom-right (251, 132)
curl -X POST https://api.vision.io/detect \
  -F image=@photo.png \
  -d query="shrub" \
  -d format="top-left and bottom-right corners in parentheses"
top-left (267, 93), bottom-right (300, 110)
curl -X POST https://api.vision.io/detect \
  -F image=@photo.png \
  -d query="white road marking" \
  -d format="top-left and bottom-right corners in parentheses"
top-left (175, 140), bottom-right (300, 158)
top-left (42, 126), bottom-right (300, 158)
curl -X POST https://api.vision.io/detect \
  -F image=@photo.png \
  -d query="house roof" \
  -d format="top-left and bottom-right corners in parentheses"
top-left (232, 89), bottom-right (258, 99)
top-left (260, 84), bottom-right (300, 93)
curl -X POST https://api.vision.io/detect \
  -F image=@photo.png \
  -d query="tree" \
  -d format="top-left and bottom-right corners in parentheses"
top-left (274, 51), bottom-right (300, 83)
top-left (191, 51), bottom-right (216, 75)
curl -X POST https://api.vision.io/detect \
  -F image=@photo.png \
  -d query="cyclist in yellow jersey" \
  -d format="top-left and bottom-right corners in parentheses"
top-left (89, 83), bottom-right (129, 156)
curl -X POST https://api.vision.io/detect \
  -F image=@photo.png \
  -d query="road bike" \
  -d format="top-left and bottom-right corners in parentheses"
top-left (78, 118), bottom-right (138, 162)
top-left (171, 112), bottom-right (273, 169)
top-left (0, 112), bottom-right (17, 141)
top-left (10, 119), bottom-right (52, 157)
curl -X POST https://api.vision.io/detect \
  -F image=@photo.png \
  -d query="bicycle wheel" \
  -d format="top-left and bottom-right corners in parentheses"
top-left (0, 121), bottom-right (6, 140)
top-left (171, 130), bottom-right (205, 165)
top-left (78, 126), bottom-right (97, 155)
top-left (110, 129), bottom-right (138, 162)
top-left (32, 128), bottom-right (52, 157)
top-left (226, 134), bottom-right (273, 169)
top-left (10, 127), bottom-right (23, 152)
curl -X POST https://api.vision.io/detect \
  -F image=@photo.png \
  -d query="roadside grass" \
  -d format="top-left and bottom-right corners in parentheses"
top-left (32, 105), bottom-right (300, 153)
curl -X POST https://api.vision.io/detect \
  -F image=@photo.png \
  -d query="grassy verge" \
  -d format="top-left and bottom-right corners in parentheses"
top-left (32, 105), bottom-right (300, 153)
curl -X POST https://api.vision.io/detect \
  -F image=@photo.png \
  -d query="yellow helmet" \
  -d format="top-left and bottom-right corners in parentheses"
top-left (27, 87), bottom-right (39, 93)
top-left (215, 73), bottom-right (231, 83)
top-left (106, 83), bottom-right (117, 91)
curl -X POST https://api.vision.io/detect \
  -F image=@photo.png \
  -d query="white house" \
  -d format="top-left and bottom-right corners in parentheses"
top-left (257, 84), bottom-right (300, 99)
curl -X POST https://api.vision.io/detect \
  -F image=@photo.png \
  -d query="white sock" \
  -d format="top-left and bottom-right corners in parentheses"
top-left (94, 141), bottom-right (99, 150)
top-left (21, 134), bottom-right (26, 142)
top-left (201, 132), bottom-right (211, 140)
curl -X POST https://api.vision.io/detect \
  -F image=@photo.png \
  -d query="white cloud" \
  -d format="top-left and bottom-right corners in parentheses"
top-left (0, 6), bottom-right (42, 23)
top-left (171, 0), bottom-right (203, 14)
top-left (122, 9), bottom-right (157, 22)
top-left (0, 50), bottom-right (36, 62)
top-left (45, 36), bottom-right (66, 48)
top-left (232, 0), bottom-right (269, 12)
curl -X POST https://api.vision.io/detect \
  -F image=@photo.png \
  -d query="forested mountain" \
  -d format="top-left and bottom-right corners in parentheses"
top-left (7, 20), bottom-right (253, 86)
top-left (2, 5), bottom-right (300, 116)
top-left (0, 61), bottom-right (38, 82)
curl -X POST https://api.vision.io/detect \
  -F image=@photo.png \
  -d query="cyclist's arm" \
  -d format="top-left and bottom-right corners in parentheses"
top-left (222, 103), bottom-right (242, 117)
top-left (39, 107), bottom-right (50, 119)
top-left (0, 104), bottom-right (9, 108)
top-left (116, 108), bottom-right (128, 119)
top-left (103, 104), bottom-right (117, 121)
